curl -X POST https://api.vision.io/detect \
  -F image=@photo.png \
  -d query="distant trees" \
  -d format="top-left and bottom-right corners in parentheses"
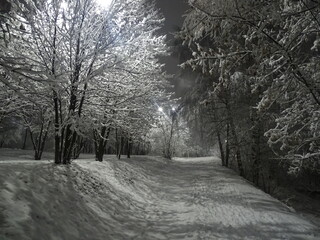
top-left (18, 104), bottom-right (52, 160)
top-left (0, 0), bottom-right (169, 162)
top-left (178, 0), bottom-right (320, 190)
top-left (0, 116), bottom-right (22, 148)
top-left (149, 105), bottom-right (190, 159)
top-left (160, 107), bottom-right (178, 159)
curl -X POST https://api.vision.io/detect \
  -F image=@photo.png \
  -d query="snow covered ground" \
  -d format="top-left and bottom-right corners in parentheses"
top-left (0, 149), bottom-right (319, 239)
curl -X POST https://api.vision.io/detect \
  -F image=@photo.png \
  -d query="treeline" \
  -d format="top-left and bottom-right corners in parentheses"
top-left (177, 0), bottom-right (320, 194)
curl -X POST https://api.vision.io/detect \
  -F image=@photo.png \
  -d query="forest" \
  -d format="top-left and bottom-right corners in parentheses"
top-left (1, 0), bottom-right (320, 226)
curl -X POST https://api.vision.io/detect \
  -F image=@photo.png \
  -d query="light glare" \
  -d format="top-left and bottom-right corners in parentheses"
top-left (95, 0), bottom-right (112, 8)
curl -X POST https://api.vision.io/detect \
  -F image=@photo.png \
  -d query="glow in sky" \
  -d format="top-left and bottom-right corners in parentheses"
top-left (95, 0), bottom-right (112, 9)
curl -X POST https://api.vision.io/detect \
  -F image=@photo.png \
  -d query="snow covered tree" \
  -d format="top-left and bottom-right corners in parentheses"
top-left (80, 1), bottom-right (169, 161)
top-left (18, 103), bottom-right (52, 160)
top-left (178, 0), bottom-right (320, 188)
top-left (149, 104), bottom-right (186, 159)
top-left (0, 0), bottom-right (169, 163)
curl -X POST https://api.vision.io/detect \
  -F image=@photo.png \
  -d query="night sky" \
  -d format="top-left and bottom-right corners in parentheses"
top-left (156, 0), bottom-right (188, 34)
top-left (155, 0), bottom-right (189, 75)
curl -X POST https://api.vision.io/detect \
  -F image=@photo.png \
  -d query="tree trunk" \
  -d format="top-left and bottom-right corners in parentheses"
top-left (53, 94), bottom-right (61, 164)
top-left (226, 100), bottom-right (244, 176)
top-left (127, 137), bottom-right (132, 158)
top-left (29, 121), bottom-right (51, 160)
top-left (123, 136), bottom-right (128, 156)
top-left (29, 129), bottom-right (39, 160)
top-left (62, 11), bottom-right (85, 164)
top-left (217, 130), bottom-right (225, 166)
top-left (51, 13), bottom-right (61, 164)
top-left (94, 126), bottom-right (110, 162)
top-left (72, 136), bottom-right (83, 159)
top-left (22, 128), bottom-right (28, 150)
top-left (136, 142), bottom-right (140, 155)
top-left (164, 113), bottom-right (176, 159)
top-left (38, 121), bottom-right (50, 160)
top-left (115, 128), bottom-right (119, 157)
top-left (225, 123), bottom-right (230, 167)
top-left (62, 123), bottom-right (75, 164)
top-left (251, 109), bottom-right (261, 186)
top-left (118, 136), bottom-right (124, 159)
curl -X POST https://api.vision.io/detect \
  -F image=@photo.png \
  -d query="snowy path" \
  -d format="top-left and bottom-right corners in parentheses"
top-left (76, 156), bottom-right (320, 239)
top-left (1, 155), bottom-right (319, 239)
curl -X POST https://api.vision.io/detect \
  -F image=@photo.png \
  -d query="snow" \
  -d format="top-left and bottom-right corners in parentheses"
top-left (0, 149), bottom-right (319, 239)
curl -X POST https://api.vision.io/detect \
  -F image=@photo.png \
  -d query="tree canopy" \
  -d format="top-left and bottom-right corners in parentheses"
top-left (0, 0), bottom-right (170, 163)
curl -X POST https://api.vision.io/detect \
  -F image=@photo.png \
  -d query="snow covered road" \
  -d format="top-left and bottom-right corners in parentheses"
top-left (1, 155), bottom-right (319, 239)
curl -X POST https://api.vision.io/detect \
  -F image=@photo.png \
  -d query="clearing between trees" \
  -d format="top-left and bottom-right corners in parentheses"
top-left (0, 151), bottom-right (319, 240)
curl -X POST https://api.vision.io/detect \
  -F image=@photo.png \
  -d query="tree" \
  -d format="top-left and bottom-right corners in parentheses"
top-left (18, 103), bottom-right (52, 160)
top-left (149, 104), bottom-right (188, 159)
top-left (0, 0), bottom-right (169, 164)
top-left (178, 0), bottom-right (320, 189)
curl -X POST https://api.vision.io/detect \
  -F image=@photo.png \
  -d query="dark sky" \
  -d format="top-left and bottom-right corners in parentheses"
top-left (155, 0), bottom-right (189, 75)
top-left (155, 0), bottom-right (188, 35)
